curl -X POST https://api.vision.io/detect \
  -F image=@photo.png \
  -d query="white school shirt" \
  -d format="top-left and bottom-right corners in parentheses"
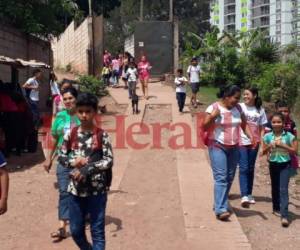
top-left (239, 103), bottom-right (268, 145)
top-left (187, 65), bottom-right (201, 83)
top-left (206, 103), bottom-right (242, 145)
top-left (50, 80), bottom-right (60, 96)
top-left (26, 77), bottom-right (39, 101)
top-left (174, 76), bottom-right (187, 93)
top-left (127, 68), bottom-right (138, 82)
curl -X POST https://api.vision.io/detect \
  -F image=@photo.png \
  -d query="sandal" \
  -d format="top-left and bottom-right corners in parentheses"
top-left (51, 228), bottom-right (67, 239)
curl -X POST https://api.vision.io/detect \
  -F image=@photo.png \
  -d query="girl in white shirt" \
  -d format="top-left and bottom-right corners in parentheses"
top-left (203, 85), bottom-right (254, 221)
top-left (238, 86), bottom-right (267, 207)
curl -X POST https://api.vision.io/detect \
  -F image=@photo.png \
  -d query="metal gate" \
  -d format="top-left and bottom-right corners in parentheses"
top-left (134, 21), bottom-right (173, 76)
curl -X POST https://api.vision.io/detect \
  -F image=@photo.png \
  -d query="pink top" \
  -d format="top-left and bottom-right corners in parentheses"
top-left (53, 95), bottom-right (65, 115)
top-left (103, 53), bottom-right (111, 66)
top-left (112, 59), bottom-right (120, 71)
top-left (138, 61), bottom-right (151, 78)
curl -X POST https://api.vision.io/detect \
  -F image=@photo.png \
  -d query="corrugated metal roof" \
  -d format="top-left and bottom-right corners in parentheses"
top-left (0, 55), bottom-right (50, 68)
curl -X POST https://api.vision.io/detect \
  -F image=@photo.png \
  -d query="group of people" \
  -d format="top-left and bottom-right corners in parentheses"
top-left (174, 57), bottom-right (201, 113)
top-left (203, 85), bottom-right (298, 227)
top-left (102, 50), bottom-right (152, 101)
top-left (41, 74), bottom-right (114, 250)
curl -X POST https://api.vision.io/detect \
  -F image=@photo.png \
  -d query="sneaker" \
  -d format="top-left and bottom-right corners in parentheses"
top-left (241, 196), bottom-right (250, 208)
top-left (248, 195), bottom-right (256, 204)
top-left (281, 218), bottom-right (289, 227)
top-left (272, 210), bottom-right (281, 217)
top-left (216, 211), bottom-right (231, 221)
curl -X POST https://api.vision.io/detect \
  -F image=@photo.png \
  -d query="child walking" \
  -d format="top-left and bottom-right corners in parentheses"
top-left (261, 112), bottom-right (298, 227)
top-left (187, 57), bottom-right (201, 108)
top-left (0, 151), bottom-right (9, 215)
top-left (101, 65), bottom-right (111, 87)
top-left (127, 61), bottom-right (138, 99)
top-left (58, 93), bottom-right (113, 250)
top-left (174, 69), bottom-right (188, 113)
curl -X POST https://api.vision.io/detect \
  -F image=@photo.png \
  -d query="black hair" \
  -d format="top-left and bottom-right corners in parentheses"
top-left (50, 71), bottom-right (57, 81)
top-left (271, 112), bottom-right (285, 123)
top-left (61, 87), bottom-right (78, 98)
top-left (191, 57), bottom-right (198, 62)
top-left (275, 100), bottom-right (289, 110)
top-left (32, 69), bottom-right (41, 76)
top-left (76, 92), bottom-right (98, 111)
top-left (177, 69), bottom-right (183, 74)
top-left (217, 85), bottom-right (241, 99)
top-left (244, 85), bottom-right (262, 111)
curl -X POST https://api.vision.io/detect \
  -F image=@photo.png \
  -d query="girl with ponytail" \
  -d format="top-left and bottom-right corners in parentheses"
top-left (238, 85), bottom-right (268, 207)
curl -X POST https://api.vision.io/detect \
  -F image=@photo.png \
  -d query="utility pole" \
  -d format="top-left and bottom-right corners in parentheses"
top-left (88, 0), bottom-right (92, 17)
top-left (140, 0), bottom-right (144, 21)
top-left (88, 0), bottom-right (94, 75)
top-left (169, 0), bottom-right (173, 22)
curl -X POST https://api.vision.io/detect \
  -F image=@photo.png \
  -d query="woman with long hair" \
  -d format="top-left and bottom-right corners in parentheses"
top-left (238, 86), bottom-right (268, 207)
top-left (203, 85), bottom-right (255, 221)
top-left (138, 55), bottom-right (151, 100)
top-left (43, 87), bottom-right (80, 240)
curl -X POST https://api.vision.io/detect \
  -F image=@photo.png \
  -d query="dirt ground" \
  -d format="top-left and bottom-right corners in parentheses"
top-left (230, 157), bottom-right (300, 250)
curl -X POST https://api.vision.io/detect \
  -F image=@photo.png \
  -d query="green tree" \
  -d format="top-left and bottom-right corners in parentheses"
top-left (0, 0), bottom-right (120, 37)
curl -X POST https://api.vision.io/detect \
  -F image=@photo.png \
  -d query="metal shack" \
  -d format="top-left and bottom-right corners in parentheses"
top-left (125, 21), bottom-right (178, 77)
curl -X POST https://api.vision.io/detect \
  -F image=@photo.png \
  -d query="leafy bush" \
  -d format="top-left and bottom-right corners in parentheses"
top-left (256, 63), bottom-right (299, 107)
top-left (78, 75), bottom-right (108, 97)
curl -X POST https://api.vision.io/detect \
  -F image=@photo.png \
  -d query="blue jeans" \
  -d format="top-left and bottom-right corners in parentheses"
top-left (128, 81), bottom-right (137, 98)
top-left (208, 143), bottom-right (239, 215)
top-left (69, 193), bottom-right (107, 250)
top-left (239, 146), bottom-right (259, 197)
top-left (56, 163), bottom-right (72, 220)
top-left (269, 162), bottom-right (291, 219)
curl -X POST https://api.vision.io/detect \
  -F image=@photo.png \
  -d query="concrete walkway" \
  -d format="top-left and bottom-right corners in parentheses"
top-left (106, 82), bottom-right (251, 250)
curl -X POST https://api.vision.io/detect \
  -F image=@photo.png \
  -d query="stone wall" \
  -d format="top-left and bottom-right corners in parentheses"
top-left (51, 19), bottom-right (90, 74)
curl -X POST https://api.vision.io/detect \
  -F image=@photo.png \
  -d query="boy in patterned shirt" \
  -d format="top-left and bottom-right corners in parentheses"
top-left (58, 93), bottom-right (113, 250)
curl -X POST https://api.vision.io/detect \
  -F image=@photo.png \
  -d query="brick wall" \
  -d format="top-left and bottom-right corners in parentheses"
top-left (52, 19), bottom-right (90, 74)
top-left (0, 25), bottom-right (52, 111)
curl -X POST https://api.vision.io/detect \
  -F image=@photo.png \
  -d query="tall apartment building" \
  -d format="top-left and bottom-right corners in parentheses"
top-left (210, 0), bottom-right (300, 46)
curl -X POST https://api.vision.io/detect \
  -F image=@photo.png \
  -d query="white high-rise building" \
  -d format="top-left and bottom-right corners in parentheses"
top-left (210, 0), bottom-right (300, 46)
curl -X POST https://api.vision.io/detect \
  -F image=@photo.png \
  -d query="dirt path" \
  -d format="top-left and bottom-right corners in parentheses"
top-left (230, 158), bottom-right (300, 250)
top-left (2, 80), bottom-right (284, 250)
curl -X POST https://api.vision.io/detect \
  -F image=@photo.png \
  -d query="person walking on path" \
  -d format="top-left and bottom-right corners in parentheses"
top-left (0, 151), bottom-right (9, 215)
top-left (43, 87), bottom-right (80, 241)
top-left (22, 69), bottom-right (42, 127)
top-left (121, 52), bottom-right (133, 89)
top-left (261, 112), bottom-right (298, 227)
top-left (203, 85), bottom-right (255, 221)
top-left (58, 93), bottom-right (113, 250)
top-left (52, 80), bottom-right (73, 120)
top-left (187, 57), bottom-right (201, 108)
top-left (174, 69), bottom-right (188, 113)
top-left (138, 56), bottom-right (151, 100)
top-left (265, 101), bottom-right (299, 170)
top-left (127, 61), bottom-right (138, 99)
top-left (111, 56), bottom-right (120, 87)
top-left (238, 86), bottom-right (268, 207)
top-left (103, 50), bottom-right (111, 67)
top-left (49, 71), bottom-right (60, 100)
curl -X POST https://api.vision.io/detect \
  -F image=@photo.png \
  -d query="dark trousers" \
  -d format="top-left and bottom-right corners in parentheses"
top-left (176, 92), bottom-right (186, 112)
top-left (29, 100), bottom-right (40, 127)
top-left (69, 193), bottom-right (107, 250)
top-left (269, 162), bottom-right (291, 218)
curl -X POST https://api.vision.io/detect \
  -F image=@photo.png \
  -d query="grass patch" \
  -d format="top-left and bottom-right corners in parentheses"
top-left (186, 85), bottom-right (218, 106)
